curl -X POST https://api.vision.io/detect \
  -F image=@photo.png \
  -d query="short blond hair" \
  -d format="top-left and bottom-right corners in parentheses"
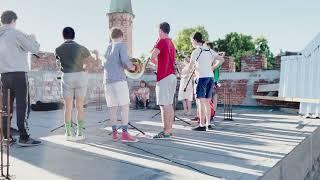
top-left (110, 27), bottom-right (123, 40)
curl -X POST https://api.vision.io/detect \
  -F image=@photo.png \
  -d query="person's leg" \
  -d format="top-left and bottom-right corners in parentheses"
top-left (120, 104), bottom-right (129, 130)
top-left (187, 100), bottom-right (192, 114)
top-left (110, 106), bottom-right (118, 131)
top-left (14, 74), bottom-right (30, 140)
top-left (13, 73), bottom-right (42, 146)
top-left (120, 104), bottom-right (138, 142)
top-left (182, 99), bottom-right (187, 114)
top-left (154, 75), bottom-right (176, 138)
top-left (64, 97), bottom-right (73, 137)
top-left (204, 99), bottom-right (211, 127)
top-left (1, 82), bottom-right (15, 139)
top-left (199, 98), bottom-right (207, 126)
top-left (192, 78), bottom-right (208, 131)
top-left (214, 93), bottom-right (218, 112)
top-left (160, 104), bottom-right (174, 134)
top-left (75, 96), bottom-right (85, 136)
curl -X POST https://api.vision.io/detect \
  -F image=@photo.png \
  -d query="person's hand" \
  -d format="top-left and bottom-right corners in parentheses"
top-left (128, 64), bottom-right (137, 73)
top-left (92, 49), bottom-right (99, 56)
top-left (91, 50), bottom-right (100, 60)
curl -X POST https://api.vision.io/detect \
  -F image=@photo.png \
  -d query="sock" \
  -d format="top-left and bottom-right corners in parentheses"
top-left (112, 125), bottom-right (117, 132)
top-left (122, 125), bottom-right (128, 132)
top-left (65, 122), bottom-right (72, 136)
top-left (77, 120), bottom-right (84, 136)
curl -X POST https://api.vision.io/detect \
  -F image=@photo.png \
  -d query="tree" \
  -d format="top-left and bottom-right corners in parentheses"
top-left (254, 37), bottom-right (275, 69)
top-left (213, 32), bottom-right (256, 71)
top-left (174, 26), bottom-right (209, 60)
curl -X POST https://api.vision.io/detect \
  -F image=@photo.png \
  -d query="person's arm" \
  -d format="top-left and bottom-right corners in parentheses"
top-left (120, 43), bottom-right (135, 71)
top-left (150, 39), bottom-right (163, 65)
top-left (185, 50), bottom-right (199, 78)
top-left (54, 48), bottom-right (62, 70)
top-left (150, 48), bottom-right (160, 65)
top-left (211, 51), bottom-right (225, 70)
top-left (81, 46), bottom-right (92, 71)
top-left (16, 31), bottom-right (40, 54)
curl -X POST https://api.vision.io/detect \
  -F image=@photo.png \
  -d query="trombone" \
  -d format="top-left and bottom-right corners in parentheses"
top-left (124, 57), bottom-right (151, 79)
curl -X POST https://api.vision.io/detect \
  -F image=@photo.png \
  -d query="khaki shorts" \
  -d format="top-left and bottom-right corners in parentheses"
top-left (104, 81), bottom-right (130, 107)
top-left (156, 74), bottom-right (177, 106)
top-left (62, 72), bottom-right (88, 98)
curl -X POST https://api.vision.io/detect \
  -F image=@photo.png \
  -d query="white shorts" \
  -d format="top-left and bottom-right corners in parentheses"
top-left (156, 74), bottom-right (177, 106)
top-left (104, 81), bottom-right (130, 107)
top-left (62, 72), bottom-right (88, 98)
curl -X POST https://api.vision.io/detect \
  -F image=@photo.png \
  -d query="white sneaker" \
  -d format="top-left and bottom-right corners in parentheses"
top-left (65, 134), bottom-right (73, 141)
top-left (76, 133), bottom-right (85, 141)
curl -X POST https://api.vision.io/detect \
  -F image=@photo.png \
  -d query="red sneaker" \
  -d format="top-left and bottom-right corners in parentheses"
top-left (121, 132), bottom-right (138, 143)
top-left (112, 131), bottom-right (119, 141)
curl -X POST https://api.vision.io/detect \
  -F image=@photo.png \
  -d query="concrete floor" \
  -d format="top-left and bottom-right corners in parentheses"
top-left (3, 106), bottom-right (319, 180)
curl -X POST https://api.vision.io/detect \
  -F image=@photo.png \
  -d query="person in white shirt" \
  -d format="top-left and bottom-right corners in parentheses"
top-left (178, 58), bottom-right (193, 115)
top-left (187, 32), bottom-right (224, 131)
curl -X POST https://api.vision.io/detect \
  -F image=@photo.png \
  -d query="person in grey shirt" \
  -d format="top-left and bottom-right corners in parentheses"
top-left (0, 10), bottom-right (41, 146)
top-left (102, 27), bottom-right (138, 142)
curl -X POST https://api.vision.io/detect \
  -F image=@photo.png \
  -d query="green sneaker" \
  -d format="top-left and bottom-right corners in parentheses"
top-left (153, 132), bottom-right (172, 139)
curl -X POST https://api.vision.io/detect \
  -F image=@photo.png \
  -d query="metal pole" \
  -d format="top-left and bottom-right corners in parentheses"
top-left (6, 90), bottom-right (10, 178)
top-left (0, 89), bottom-right (3, 176)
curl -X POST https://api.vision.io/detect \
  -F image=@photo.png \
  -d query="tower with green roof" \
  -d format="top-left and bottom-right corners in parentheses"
top-left (107, 0), bottom-right (134, 57)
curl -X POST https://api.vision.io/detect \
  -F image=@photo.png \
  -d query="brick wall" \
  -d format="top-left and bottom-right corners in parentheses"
top-left (108, 12), bottom-right (134, 57)
top-left (26, 53), bottom-right (297, 108)
top-left (241, 55), bottom-right (267, 72)
top-left (217, 79), bottom-right (248, 105)
top-left (221, 56), bottom-right (236, 72)
top-left (31, 52), bottom-right (103, 73)
top-left (31, 52), bottom-right (59, 71)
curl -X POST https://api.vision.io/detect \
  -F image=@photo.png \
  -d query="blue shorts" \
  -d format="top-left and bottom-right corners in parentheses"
top-left (196, 77), bottom-right (214, 99)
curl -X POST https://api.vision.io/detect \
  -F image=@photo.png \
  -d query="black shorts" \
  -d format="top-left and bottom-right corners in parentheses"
top-left (196, 77), bottom-right (214, 99)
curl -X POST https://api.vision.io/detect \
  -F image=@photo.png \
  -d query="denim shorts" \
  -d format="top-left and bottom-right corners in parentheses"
top-left (196, 77), bottom-right (214, 99)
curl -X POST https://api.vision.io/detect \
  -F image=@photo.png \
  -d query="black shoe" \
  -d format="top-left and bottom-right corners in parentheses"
top-left (17, 137), bottom-right (42, 147)
top-left (207, 125), bottom-right (215, 130)
top-left (192, 126), bottom-right (206, 131)
top-left (9, 137), bottom-right (17, 145)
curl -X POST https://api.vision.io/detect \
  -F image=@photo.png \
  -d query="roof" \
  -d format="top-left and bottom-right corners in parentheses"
top-left (108, 0), bottom-right (134, 16)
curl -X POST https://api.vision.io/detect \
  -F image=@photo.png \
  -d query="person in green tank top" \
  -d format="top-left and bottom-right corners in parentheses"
top-left (204, 42), bottom-right (224, 112)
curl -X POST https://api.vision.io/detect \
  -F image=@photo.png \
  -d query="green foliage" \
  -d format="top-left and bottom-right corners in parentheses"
top-left (174, 26), bottom-right (209, 60)
top-left (254, 37), bottom-right (275, 69)
top-left (213, 32), bottom-right (256, 71)
top-left (214, 33), bottom-right (275, 71)
top-left (174, 27), bottom-right (275, 70)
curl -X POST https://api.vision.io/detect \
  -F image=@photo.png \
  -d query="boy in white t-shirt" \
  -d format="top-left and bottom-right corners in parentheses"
top-left (187, 32), bottom-right (224, 131)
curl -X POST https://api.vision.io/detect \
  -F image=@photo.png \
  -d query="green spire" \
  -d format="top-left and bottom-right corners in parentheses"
top-left (108, 0), bottom-right (134, 16)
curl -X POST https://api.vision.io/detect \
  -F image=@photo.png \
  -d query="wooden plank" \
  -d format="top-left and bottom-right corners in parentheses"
top-left (257, 84), bottom-right (279, 93)
top-left (252, 95), bottom-right (320, 103)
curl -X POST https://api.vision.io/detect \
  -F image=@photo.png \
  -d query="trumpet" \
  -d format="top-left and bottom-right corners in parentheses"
top-left (124, 57), bottom-right (150, 79)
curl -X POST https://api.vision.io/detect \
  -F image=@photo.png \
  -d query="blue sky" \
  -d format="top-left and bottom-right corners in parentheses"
top-left (1, 0), bottom-right (319, 57)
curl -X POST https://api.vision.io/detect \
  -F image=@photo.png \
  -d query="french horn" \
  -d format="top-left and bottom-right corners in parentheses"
top-left (124, 57), bottom-right (150, 79)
